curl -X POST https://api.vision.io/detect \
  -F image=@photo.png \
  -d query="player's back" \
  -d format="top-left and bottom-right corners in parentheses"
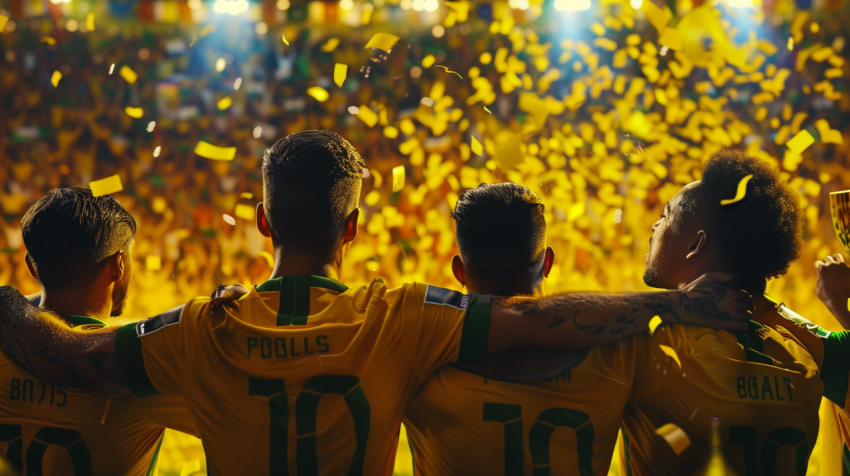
top-left (404, 337), bottom-right (642, 476)
top-left (114, 275), bottom-right (491, 475)
top-left (0, 315), bottom-right (190, 476)
top-left (620, 312), bottom-right (823, 476)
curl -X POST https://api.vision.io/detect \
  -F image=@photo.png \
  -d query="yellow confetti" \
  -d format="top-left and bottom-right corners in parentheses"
top-left (50, 70), bottom-right (62, 87)
top-left (470, 135), bottom-right (483, 156)
top-left (392, 165), bottom-right (406, 192)
top-left (655, 423), bottom-right (690, 455)
top-left (119, 65), bottom-right (138, 84)
top-left (259, 251), bottom-right (275, 268)
top-left (321, 38), bottom-right (340, 52)
top-left (786, 130), bottom-right (815, 155)
top-left (89, 175), bottom-right (123, 197)
top-left (223, 214), bottom-right (236, 226)
top-left (484, 106), bottom-right (491, 114)
top-left (241, 192), bottom-right (253, 199)
top-left (40, 36), bottom-right (56, 45)
top-left (282, 32), bottom-right (289, 46)
top-left (365, 32), bottom-right (400, 52)
top-left (334, 64), bottom-right (348, 87)
top-left (86, 13), bottom-right (95, 31)
top-left (640, 0), bottom-right (671, 33)
top-left (307, 87), bottom-right (329, 102)
top-left (383, 126), bottom-right (399, 139)
top-left (434, 65), bottom-right (463, 79)
top-left (124, 107), bottom-right (144, 118)
top-left (199, 25), bottom-right (215, 38)
top-left (659, 345), bottom-right (682, 367)
top-left (235, 203), bottom-right (255, 220)
top-left (179, 459), bottom-right (201, 476)
top-left (145, 255), bottom-right (162, 271)
top-left (0, 15), bottom-right (7, 31)
top-left (215, 96), bottom-right (233, 111)
top-left (567, 202), bottom-right (585, 222)
top-left (815, 119), bottom-right (844, 145)
top-left (720, 174), bottom-right (753, 206)
top-left (658, 28), bottom-right (683, 51)
top-left (356, 106), bottom-right (379, 128)
top-left (422, 55), bottom-right (436, 68)
top-left (648, 315), bottom-right (663, 335)
top-left (194, 141), bottom-right (237, 161)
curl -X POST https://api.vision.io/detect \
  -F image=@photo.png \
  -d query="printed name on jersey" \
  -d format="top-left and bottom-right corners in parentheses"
top-left (423, 285), bottom-right (470, 310)
top-left (135, 305), bottom-right (184, 336)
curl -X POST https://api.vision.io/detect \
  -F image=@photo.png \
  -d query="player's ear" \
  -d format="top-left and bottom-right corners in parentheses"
top-left (112, 249), bottom-right (127, 283)
top-left (451, 255), bottom-right (466, 287)
top-left (543, 247), bottom-right (555, 278)
top-left (25, 253), bottom-right (39, 282)
top-left (342, 208), bottom-right (359, 244)
top-left (256, 203), bottom-right (272, 238)
top-left (686, 230), bottom-right (708, 260)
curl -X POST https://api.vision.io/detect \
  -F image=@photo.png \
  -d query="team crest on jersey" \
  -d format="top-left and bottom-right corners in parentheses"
top-left (136, 305), bottom-right (184, 336)
top-left (776, 303), bottom-right (831, 338)
top-left (424, 286), bottom-right (470, 310)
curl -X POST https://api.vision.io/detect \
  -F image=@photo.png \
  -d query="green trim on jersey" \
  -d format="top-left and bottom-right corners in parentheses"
top-left (843, 442), bottom-right (850, 476)
top-left (256, 275), bottom-right (349, 326)
top-left (146, 434), bottom-right (165, 476)
top-left (734, 321), bottom-right (774, 365)
top-left (115, 323), bottom-right (161, 397)
top-left (457, 294), bottom-right (491, 363)
top-left (621, 425), bottom-right (633, 476)
top-left (66, 315), bottom-right (106, 327)
top-left (822, 330), bottom-right (850, 407)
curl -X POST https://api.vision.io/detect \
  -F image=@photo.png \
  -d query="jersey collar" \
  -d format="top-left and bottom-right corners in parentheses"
top-left (66, 315), bottom-right (107, 327)
top-left (256, 275), bottom-right (349, 294)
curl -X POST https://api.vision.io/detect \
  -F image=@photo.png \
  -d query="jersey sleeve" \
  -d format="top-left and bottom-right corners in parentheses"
top-left (115, 299), bottom-right (207, 397)
top-left (396, 284), bottom-right (492, 378)
top-left (130, 393), bottom-right (200, 437)
top-left (821, 330), bottom-right (850, 409)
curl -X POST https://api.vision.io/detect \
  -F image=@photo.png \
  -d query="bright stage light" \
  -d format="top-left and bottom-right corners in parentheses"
top-left (630, 0), bottom-right (642, 8)
top-left (554, 0), bottom-right (591, 10)
top-left (213, 0), bottom-right (249, 15)
top-left (340, 0), bottom-right (354, 10)
top-left (727, 0), bottom-right (753, 8)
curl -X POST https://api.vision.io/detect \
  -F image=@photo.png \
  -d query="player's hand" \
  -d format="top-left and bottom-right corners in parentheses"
top-left (675, 272), bottom-right (752, 330)
top-left (815, 253), bottom-right (850, 328)
top-left (210, 283), bottom-right (250, 306)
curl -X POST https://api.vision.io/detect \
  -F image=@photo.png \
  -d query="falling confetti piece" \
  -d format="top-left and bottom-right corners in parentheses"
top-left (640, 0), bottom-right (671, 33)
top-left (659, 345), bottom-right (681, 367)
top-left (470, 135), bottom-right (483, 156)
top-left (321, 38), bottom-right (340, 52)
top-left (215, 58), bottom-right (226, 72)
top-left (89, 175), bottom-right (123, 197)
top-left (240, 192), bottom-right (253, 199)
top-left (392, 165), bottom-right (405, 192)
top-left (434, 65), bottom-right (463, 79)
top-left (147, 121), bottom-right (156, 132)
top-left (235, 203), bottom-right (255, 220)
top-left (815, 119), bottom-right (844, 145)
top-left (40, 36), bottom-right (56, 45)
top-left (567, 202), bottom-right (585, 221)
top-left (421, 97), bottom-right (435, 107)
top-left (422, 55), bottom-right (436, 68)
top-left (195, 141), bottom-right (236, 161)
top-left (51, 70), bottom-right (62, 87)
top-left (648, 315), bottom-right (663, 335)
top-left (658, 28), bottom-right (683, 51)
top-left (307, 86), bottom-right (330, 102)
top-left (153, 146), bottom-right (161, 157)
top-left (259, 251), bottom-right (275, 267)
top-left (119, 65), bottom-right (138, 84)
top-left (0, 15), bottom-right (7, 31)
top-left (281, 33), bottom-right (289, 46)
top-left (356, 106), bottom-right (379, 127)
top-left (334, 63), bottom-right (348, 87)
top-left (109, 63), bottom-right (115, 74)
top-left (484, 106), bottom-right (492, 114)
top-left (217, 97), bottom-right (232, 110)
top-left (234, 77), bottom-right (242, 90)
top-left (655, 423), bottom-right (690, 455)
top-left (365, 32), bottom-right (400, 52)
top-left (223, 214), bottom-right (236, 226)
top-left (179, 459), bottom-right (201, 476)
top-left (146, 255), bottom-right (162, 271)
top-left (719, 174), bottom-right (753, 206)
top-left (86, 13), bottom-right (95, 31)
top-left (199, 25), bottom-right (215, 37)
top-left (124, 107), bottom-right (144, 118)
top-left (786, 130), bottom-right (815, 155)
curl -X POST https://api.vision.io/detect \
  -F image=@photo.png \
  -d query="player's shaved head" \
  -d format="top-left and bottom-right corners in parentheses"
top-left (262, 130), bottom-right (365, 253)
top-left (20, 187), bottom-right (136, 297)
top-left (452, 183), bottom-right (553, 296)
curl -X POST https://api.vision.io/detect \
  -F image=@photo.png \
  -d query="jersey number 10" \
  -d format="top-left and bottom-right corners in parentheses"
top-left (484, 402), bottom-right (594, 476)
top-left (249, 374), bottom-right (371, 476)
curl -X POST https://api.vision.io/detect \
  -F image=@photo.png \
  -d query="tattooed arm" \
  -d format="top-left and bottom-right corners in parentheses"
top-left (485, 272), bottom-right (752, 353)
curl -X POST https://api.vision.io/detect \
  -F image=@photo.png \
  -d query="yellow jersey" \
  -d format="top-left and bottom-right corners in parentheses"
top-left (0, 315), bottom-right (197, 476)
top-left (619, 306), bottom-right (825, 476)
top-left (113, 276), bottom-right (492, 476)
top-left (404, 337), bottom-right (643, 476)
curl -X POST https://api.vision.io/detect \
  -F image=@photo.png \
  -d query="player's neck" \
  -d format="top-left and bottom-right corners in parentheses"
top-left (39, 286), bottom-right (112, 321)
top-left (268, 248), bottom-right (342, 282)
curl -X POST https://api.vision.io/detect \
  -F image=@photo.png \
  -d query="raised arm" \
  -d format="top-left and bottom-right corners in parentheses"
top-left (485, 271), bottom-right (751, 354)
top-left (815, 253), bottom-right (850, 329)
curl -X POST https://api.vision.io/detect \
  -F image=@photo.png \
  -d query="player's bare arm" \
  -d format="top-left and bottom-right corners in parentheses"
top-left (815, 253), bottom-right (850, 329)
top-left (486, 271), bottom-right (752, 353)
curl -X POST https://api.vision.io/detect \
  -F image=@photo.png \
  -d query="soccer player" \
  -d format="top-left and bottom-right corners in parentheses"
top-left (618, 150), bottom-right (850, 475)
top-left (1, 187), bottom-right (198, 475)
top-left (403, 182), bottom-right (645, 475)
top-left (0, 131), bottom-right (751, 475)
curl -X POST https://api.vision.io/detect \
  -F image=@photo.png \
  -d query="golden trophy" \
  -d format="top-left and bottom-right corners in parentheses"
top-left (830, 190), bottom-right (850, 255)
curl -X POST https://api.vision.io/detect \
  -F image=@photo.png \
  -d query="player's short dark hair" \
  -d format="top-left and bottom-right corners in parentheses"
top-left (20, 187), bottom-right (136, 290)
top-left (452, 183), bottom-right (546, 270)
top-left (262, 130), bottom-right (365, 251)
top-left (687, 149), bottom-right (803, 282)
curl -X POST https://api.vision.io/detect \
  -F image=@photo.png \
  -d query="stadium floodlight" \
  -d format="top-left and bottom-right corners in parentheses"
top-left (554, 0), bottom-right (591, 10)
top-left (213, 0), bottom-right (249, 14)
top-left (727, 0), bottom-right (754, 7)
